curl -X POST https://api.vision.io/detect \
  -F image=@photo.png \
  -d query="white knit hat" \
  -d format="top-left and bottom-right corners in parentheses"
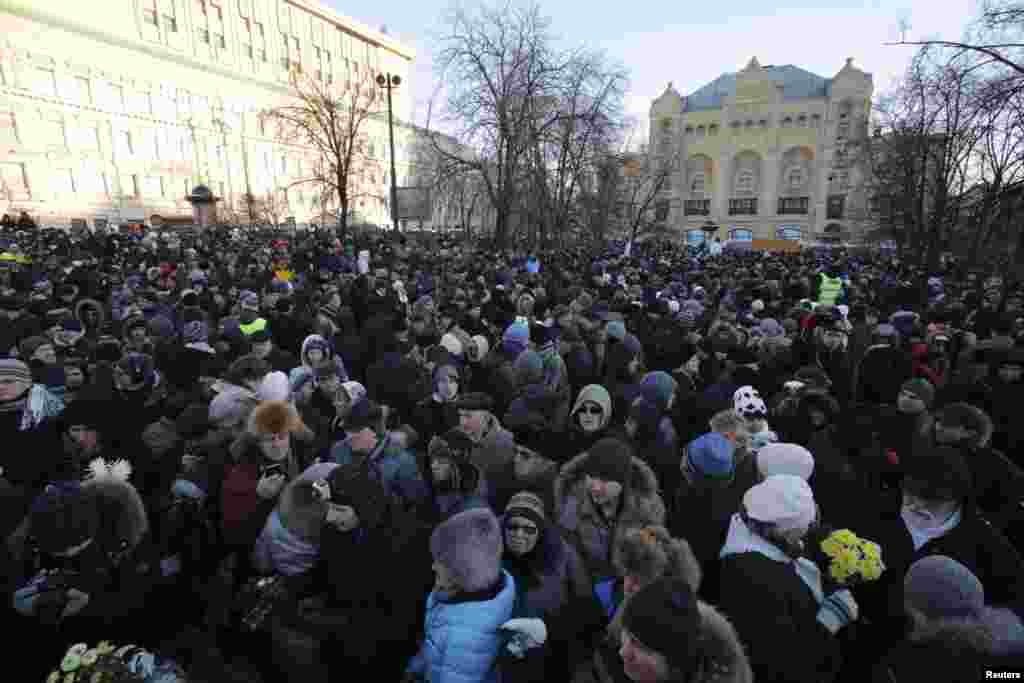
top-left (258, 371), bottom-right (291, 402)
top-left (743, 475), bottom-right (816, 531)
top-left (440, 332), bottom-right (464, 358)
top-left (757, 443), bottom-right (815, 481)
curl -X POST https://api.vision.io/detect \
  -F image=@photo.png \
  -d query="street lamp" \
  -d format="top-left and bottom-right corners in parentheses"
top-left (376, 72), bottom-right (401, 231)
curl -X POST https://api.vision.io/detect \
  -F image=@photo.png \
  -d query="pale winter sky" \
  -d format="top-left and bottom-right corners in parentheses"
top-left (326, 0), bottom-right (979, 139)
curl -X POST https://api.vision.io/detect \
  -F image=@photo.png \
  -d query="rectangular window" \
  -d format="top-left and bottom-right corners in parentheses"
top-left (143, 175), bottom-right (164, 197)
top-left (827, 195), bottom-right (846, 220)
top-left (0, 112), bottom-right (18, 146)
top-left (0, 162), bottom-right (30, 199)
top-left (777, 197), bottom-right (809, 215)
top-left (43, 117), bottom-right (66, 149)
top-left (115, 130), bottom-right (133, 157)
top-left (51, 169), bottom-right (76, 196)
top-left (728, 198), bottom-right (758, 215)
top-left (683, 199), bottom-right (710, 216)
top-left (33, 68), bottom-right (57, 97)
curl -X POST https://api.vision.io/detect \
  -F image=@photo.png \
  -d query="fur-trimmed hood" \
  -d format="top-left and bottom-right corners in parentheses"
top-left (74, 298), bottom-right (106, 331)
top-left (555, 450), bottom-right (665, 528)
top-left (82, 474), bottom-right (149, 553)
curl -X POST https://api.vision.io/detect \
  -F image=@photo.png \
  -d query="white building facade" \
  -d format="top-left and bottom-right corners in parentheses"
top-left (0, 0), bottom-right (414, 228)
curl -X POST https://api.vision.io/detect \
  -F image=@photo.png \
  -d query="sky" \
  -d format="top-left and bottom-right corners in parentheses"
top-left (326, 0), bottom-right (979, 140)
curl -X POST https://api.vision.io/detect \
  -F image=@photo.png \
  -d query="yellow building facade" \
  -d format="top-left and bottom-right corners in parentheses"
top-left (650, 57), bottom-right (874, 246)
top-left (0, 0), bottom-right (413, 228)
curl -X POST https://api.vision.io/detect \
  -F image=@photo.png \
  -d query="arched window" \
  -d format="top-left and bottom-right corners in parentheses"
top-left (735, 170), bottom-right (756, 197)
top-left (696, 125), bottom-right (706, 137)
top-left (811, 114), bottom-right (821, 126)
top-left (708, 124), bottom-right (719, 136)
top-left (690, 173), bottom-right (706, 196)
top-left (777, 225), bottom-right (802, 241)
top-left (759, 119), bottom-right (768, 128)
top-left (729, 228), bottom-right (753, 242)
top-left (786, 166), bottom-right (804, 192)
top-left (686, 230), bottom-right (706, 246)
top-left (745, 120), bottom-right (754, 129)
top-left (781, 117), bottom-right (793, 128)
top-left (731, 121), bottom-right (741, 130)
top-left (684, 126), bottom-right (694, 135)
top-left (797, 114), bottom-right (808, 127)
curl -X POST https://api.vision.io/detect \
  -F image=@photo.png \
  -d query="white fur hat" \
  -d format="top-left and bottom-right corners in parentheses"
top-left (756, 443), bottom-right (815, 481)
top-left (743, 475), bottom-right (816, 532)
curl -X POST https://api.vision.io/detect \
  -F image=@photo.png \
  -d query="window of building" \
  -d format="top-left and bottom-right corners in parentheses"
top-left (797, 114), bottom-right (808, 127)
top-left (655, 200), bottom-right (669, 222)
top-left (42, 115), bottom-right (66, 150)
top-left (686, 230), bottom-right (706, 246)
top-left (696, 125), bottom-right (706, 138)
top-left (115, 130), bottom-right (133, 157)
top-left (827, 194), bottom-right (845, 219)
top-left (811, 114), bottom-right (821, 126)
top-left (0, 112), bottom-right (19, 146)
top-left (786, 166), bottom-right (804, 191)
top-left (70, 76), bottom-right (92, 105)
top-left (120, 174), bottom-right (140, 198)
top-left (143, 175), bottom-right (164, 197)
top-left (0, 162), bottom-right (30, 199)
top-left (33, 68), bottom-right (57, 97)
top-left (729, 228), bottom-right (753, 242)
top-left (708, 124), bottom-right (718, 135)
top-left (731, 121), bottom-right (741, 130)
top-left (690, 173), bottom-right (705, 196)
top-left (51, 169), bottom-right (76, 196)
top-left (759, 119), bottom-right (768, 128)
top-left (777, 225), bottom-right (802, 241)
top-left (735, 170), bottom-right (755, 197)
top-left (745, 120), bottom-right (754, 129)
top-left (781, 116), bottom-right (793, 128)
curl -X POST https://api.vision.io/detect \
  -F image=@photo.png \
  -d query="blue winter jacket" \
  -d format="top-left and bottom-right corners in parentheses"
top-left (406, 570), bottom-right (517, 683)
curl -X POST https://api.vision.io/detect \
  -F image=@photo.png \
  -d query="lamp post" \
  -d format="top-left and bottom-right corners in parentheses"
top-left (376, 72), bottom-right (401, 231)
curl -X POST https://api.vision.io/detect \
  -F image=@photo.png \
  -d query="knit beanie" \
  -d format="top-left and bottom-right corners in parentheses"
top-left (183, 320), bottom-right (209, 344)
top-left (900, 378), bottom-right (935, 409)
top-left (904, 555), bottom-right (985, 621)
top-left (326, 461), bottom-right (388, 531)
top-left (29, 482), bottom-right (100, 554)
top-left (430, 508), bottom-right (503, 593)
top-left (621, 577), bottom-right (702, 673)
top-left (289, 366), bottom-right (315, 395)
top-left (629, 398), bottom-right (662, 439)
top-left (0, 358), bottom-right (32, 386)
top-left (622, 333), bottom-right (643, 357)
top-left (640, 371), bottom-right (678, 413)
top-left (258, 371), bottom-right (291, 402)
top-left (580, 438), bottom-right (633, 486)
top-left (606, 320), bottom-right (627, 343)
top-left (743, 474), bottom-right (816, 532)
top-left (759, 318), bottom-right (784, 338)
top-left (902, 446), bottom-right (972, 502)
top-left (148, 315), bottom-right (176, 341)
top-left (503, 322), bottom-right (530, 356)
top-left (513, 350), bottom-right (545, 388)
top-left (757, 443), bottom-right (814, 481)
top-left (687, 433), bottom-right (736, 479)
top-left (505, 491), bottom-right (546, 530)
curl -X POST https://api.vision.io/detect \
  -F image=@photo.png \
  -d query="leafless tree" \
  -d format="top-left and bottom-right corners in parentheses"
top-left (263, 65), bottom-right (383, 236)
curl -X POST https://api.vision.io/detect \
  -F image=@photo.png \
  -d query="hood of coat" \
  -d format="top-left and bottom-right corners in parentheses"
top-left (300, 334), bottom-right (329, 367)
top-left (74, 298), bottom-right (106, 331)
top-left (555, 450), bottom-right (665, 528)
top-left (571, 384), bottom-right (613, 430)
top-left (82, 474), bottom-right (149, 553)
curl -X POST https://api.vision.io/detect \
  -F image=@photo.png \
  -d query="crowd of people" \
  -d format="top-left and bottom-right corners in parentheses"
top-left (1, 223), bottom-right (1023, 682)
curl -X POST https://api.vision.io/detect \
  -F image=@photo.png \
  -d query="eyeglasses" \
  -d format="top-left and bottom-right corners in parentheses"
top-left (506, 523), bottom-right (539, 536)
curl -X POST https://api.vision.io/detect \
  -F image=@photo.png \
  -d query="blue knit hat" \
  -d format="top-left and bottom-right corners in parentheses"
top-left (513, 350), bottom-right (545, 387)
top-left (641, 371), bottom-right (678, 412)
top-left (904, 556), bottom-right (984, 620)
top-left (606, 320), bottom-right (627, 343)
top-left (503, 322), bottom-right (530, 356)
top-left (622, 333), bottom-right (643, 357)
top-left (686, 432), bottom-right (736, 479)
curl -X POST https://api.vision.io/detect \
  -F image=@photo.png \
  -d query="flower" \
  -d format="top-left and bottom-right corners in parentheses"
top-left (60, 654), bottom-right (82, 673)
top-left (47, 672), bottom-right (61, 683)
top-left (95, 642), bottom-right (115, 656)
top-left (63, 673), bottom-right (77, 683)
top-left (80, 649), bottom-right (99, 667)
top-left (831, 529), bottom-right (858, 546)
top-left (67, 644), bottom-right (89, 658)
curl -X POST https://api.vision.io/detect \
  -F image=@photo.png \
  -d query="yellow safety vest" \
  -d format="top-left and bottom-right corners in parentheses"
top-left (239, 318), bottom-right (267, 336)
top-left (818, 275), bottom-right (843, 306)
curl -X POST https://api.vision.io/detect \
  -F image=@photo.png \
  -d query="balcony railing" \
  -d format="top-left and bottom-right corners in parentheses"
top-left (684, 199), bottom-right (710, 216)
top-left (728, 198), bottom-right (757, 216)
top-left (778, 196), bottom-right (809, 215)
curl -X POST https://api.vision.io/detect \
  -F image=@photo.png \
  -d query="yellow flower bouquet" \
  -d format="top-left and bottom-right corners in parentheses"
top-left (820, 529), bottom-right (885, 585)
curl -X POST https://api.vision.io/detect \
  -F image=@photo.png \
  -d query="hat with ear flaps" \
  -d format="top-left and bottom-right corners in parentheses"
top-left (248, 400), bottom-right (307, 437)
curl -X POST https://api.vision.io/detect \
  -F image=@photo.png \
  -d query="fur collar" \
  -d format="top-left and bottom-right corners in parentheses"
top-left (555, 450), bottom-right (665, 528)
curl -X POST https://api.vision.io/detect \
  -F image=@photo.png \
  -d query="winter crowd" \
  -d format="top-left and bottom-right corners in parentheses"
top-left (0, 225), bottom-right (1023, 683)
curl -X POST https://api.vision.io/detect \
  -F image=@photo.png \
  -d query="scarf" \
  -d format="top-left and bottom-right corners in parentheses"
top-left (0, 386), bottom-right (29, 413)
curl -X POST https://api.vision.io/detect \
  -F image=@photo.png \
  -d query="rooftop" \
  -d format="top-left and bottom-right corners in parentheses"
top-left (684, 64), bottom-right (831, 112)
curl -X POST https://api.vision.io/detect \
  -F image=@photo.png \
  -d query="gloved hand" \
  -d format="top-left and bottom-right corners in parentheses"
top-left (256, 473), bottom-right (287, 500)
top-left (818, 589), bottom-right (859, 634)
top-left (500, 618), bottom-right (547, 658)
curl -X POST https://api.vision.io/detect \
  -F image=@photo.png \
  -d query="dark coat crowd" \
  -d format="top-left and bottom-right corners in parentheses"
top-left (1, 225), bottom-right (1023, 683)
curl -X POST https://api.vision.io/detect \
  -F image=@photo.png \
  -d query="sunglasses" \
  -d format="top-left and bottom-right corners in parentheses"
top-left (506, 523), bottom-right (539, 536)
top-left (579, 405), bottom-right (603, 416)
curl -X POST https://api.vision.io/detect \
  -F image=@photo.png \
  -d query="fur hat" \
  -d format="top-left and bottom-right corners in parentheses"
top-left (743, 474), bottom-right (816, 532)
top-left (430, 508), bottom-right (503, 593)
top-left (248, 400), bottom-right (306, 436)
top-left (902, 445), bottom-right (972, 502)
top-left (326, 461), bottom-right (388, 531)
top-left (580, 438), bottom-right (633, 486)
top-left (621, 577), bottom-right (701, 672)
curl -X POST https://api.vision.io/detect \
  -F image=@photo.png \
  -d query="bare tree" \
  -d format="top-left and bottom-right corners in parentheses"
top-left (264, 65), bottom-right (382, 236)
top-left (427, 0), bottom-right (567, 249)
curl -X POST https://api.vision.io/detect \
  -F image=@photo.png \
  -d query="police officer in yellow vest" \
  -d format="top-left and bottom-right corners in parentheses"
top-left (238, 290), bottom-right (268, 337)
top-left (817, 264), bottom-right (846, 307)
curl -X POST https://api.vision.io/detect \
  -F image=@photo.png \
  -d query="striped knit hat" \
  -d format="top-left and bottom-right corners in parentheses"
top-left (0, 358), bottom-right (32, 385)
